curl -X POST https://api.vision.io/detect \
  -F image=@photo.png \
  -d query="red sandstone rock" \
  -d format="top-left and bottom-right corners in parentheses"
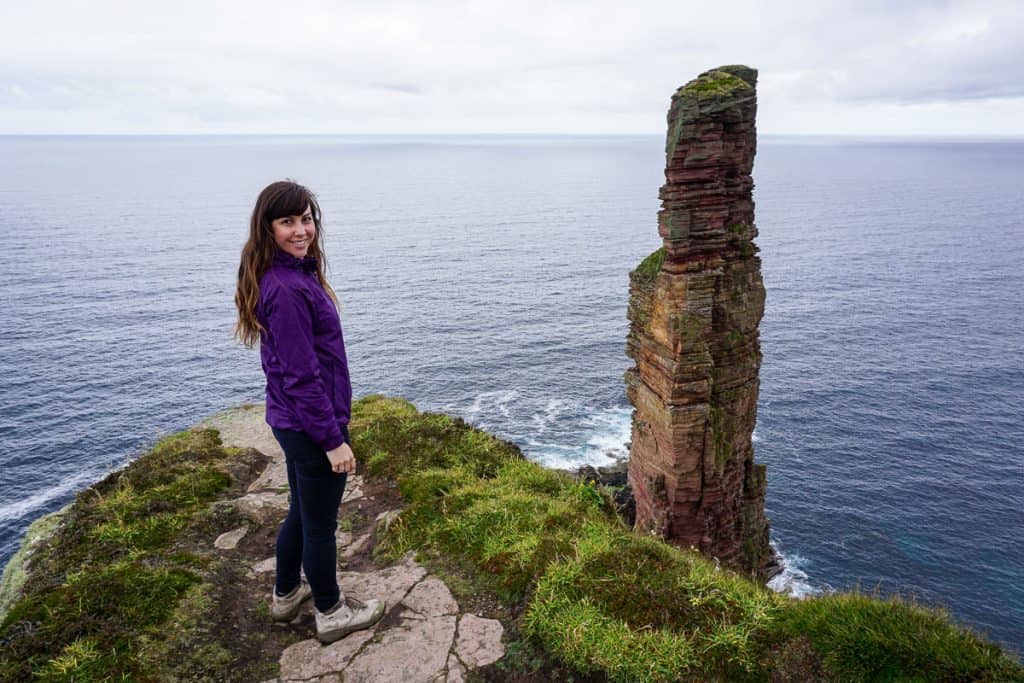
top-left (625, 65), bottom-right (773, 578)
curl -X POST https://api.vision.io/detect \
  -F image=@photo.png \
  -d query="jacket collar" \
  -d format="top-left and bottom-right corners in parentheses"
top-left (273, 249), bottom-right (319, 273)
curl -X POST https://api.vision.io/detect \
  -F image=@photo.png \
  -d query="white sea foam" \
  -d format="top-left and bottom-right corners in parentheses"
top-left (767, 541), bottom-right (830, 599)
top-left (526, 442), bottom-right (580, 469)
top-left (531, 398), bottom-right (572, 434)
top-left (465, 389), bottom-right (519, 424)
top-left (580, 406), bottom-right (633, 461)
top-left (0, 467), bottom-right (106, 522)
top-left (525, 405), bottom-right (632, 470)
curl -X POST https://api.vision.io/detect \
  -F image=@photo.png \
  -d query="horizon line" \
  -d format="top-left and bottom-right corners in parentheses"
top-left (2, 131), bottom-right (1023, 140)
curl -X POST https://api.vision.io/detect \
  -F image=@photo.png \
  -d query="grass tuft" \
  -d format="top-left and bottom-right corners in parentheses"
top-left (377, 452), bottom-right (618, 600)
top-left (772, 592), bottom-right (1023, 682)
top-left (350, 395), bottom-right (520, 480)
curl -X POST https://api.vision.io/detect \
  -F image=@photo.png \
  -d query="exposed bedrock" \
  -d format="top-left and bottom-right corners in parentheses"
top-left (625, 65), bottom-right (774, 579)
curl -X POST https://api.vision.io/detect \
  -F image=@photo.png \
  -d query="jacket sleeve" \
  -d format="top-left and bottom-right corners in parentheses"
top-left (262, 280), bottom-right (345, 452)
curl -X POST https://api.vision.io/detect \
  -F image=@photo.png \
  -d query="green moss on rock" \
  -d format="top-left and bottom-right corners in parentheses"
top-left (631, 247), bottom-right (666, 285)
top-left (681, 70), bottom-right (753, 100)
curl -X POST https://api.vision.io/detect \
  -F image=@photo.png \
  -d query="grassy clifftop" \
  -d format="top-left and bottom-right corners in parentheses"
top-left (0, 429), bottom-right (276, 681)
top-left (0, 396), bottom-right (1020, 681)
top-left (353, 396), bottom-right (1020, 682)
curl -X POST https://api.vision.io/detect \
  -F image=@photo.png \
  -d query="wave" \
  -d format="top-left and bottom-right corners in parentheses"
top-left (530, 398), bottom-right (573, 434)
top-left (579, 406), bottom-right (632, 461)
top-left (767, 540), bottom-right (830, 599)
top-left (464, 389), bottom-right (519, 425)
top-left (525, 405), bottom-right (632, 470)
top-left (0, 467), bottom-right (106, 523)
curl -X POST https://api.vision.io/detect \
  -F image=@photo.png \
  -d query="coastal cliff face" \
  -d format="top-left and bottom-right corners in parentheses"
top-left (625, 65), bottom-right (773, 578)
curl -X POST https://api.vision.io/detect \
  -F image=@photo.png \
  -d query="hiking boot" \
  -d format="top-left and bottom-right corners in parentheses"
top-left (315, 594), bottom-right (386, 643)
top-left (271, 579), bottom-right (312, 622)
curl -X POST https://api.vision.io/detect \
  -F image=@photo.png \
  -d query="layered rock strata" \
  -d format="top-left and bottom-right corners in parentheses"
top-left (625, 65), bottom-right (773, 578)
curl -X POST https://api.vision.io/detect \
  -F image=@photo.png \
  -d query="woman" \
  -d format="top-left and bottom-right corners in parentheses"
top-left (235, 180), bottom-right (384, 644)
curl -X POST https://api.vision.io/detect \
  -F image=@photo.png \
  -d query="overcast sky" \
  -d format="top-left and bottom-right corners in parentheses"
top-left (3, 0), bottom-right (1023, 135)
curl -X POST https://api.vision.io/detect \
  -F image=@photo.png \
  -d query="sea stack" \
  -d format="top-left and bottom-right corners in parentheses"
top-left (625, 65), bottom-right (773, 578)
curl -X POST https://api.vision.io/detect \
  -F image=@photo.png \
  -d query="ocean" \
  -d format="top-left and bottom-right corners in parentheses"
top-left (0, 134), bottom-right (1021, 651)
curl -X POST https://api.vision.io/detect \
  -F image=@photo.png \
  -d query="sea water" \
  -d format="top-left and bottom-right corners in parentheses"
top-left (0, 134), bottom-right (1021, 651)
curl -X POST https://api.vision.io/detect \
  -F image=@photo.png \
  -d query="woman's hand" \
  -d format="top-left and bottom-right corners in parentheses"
top-left (327, 443), bottom-right (356, 474)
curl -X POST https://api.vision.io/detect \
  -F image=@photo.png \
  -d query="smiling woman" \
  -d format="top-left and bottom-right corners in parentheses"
top-left (234, 180), bottom-right (385, 643)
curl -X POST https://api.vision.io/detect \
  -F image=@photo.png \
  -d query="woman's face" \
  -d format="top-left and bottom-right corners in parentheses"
top-left (271, 205), bottom-right (316, 258)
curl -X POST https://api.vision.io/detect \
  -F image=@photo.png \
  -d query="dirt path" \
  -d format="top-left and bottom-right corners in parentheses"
top-left (200, 405), bottom-right (505, 683)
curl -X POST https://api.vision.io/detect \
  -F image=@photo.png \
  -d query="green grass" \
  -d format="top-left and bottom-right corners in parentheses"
top-left (0, 429), bottom-right (254, 682)
top-left (352, 395), bottom-right (1023, 683)
top-left (524, 528), bottom-right (779, 681)
top-left (386, 460), bottom-right (617, 599)
top-left (0, 505), bottom-right (67, 621)
top-left (774, 593), bottom-right (1023, 682)
top-left (351, 396), bottom-right (616, 599)
top-left (350, 395), bottom-right (519, 480)
top-left (3, 562), bottom-right (199, 680)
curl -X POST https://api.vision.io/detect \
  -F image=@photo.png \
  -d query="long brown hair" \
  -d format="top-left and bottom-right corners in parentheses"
top-left (234, 180), bottom-right (339, 348)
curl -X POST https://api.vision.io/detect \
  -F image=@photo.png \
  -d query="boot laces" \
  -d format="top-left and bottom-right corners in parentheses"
top-left (344, 595), bottom-right (367, 610)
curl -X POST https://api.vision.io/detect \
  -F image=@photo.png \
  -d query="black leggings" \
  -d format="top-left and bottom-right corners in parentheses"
top-left (272, 426), bottom-right (349, 612)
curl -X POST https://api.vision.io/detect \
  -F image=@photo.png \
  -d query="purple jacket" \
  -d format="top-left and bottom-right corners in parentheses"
top-left (257, 250), bottom-right (352, 452)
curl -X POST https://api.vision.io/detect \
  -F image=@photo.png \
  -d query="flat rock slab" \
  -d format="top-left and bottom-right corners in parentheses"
top-left (200, 405), bottom-right (284, 463)
top-left (342, 479), bottom-right (364, 503)
top-left (455, 614), bottom-right (505, 669)
top-left (443, 654), bottom-right (466, 683)
top-left (279, 631), bottom-right (374, 681)
top-left (250, 460), bottom-right (290, 492)
top-left (340, 533), bottom-right (372, 560)
top-left (252, 556), bottom-right (276, 574)
top-left (343, 615), bottom-right (457, 683)
top-left (339, 554), bottom-right (426, 612)
top-left (402, 576), bottom-right (458, 617)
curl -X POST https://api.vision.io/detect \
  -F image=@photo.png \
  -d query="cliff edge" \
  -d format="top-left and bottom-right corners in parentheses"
top-left (1, 397), bottom-right (1019, 682)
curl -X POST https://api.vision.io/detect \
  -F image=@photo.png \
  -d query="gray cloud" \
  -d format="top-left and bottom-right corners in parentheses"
top-left (766, 2), bottom-right (1024, 105)
top-left (1, 0), bottom-right (1022, 134)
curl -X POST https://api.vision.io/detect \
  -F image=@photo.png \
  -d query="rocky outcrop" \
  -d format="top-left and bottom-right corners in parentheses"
top-left (625, 65), bottom-right (773, 578)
